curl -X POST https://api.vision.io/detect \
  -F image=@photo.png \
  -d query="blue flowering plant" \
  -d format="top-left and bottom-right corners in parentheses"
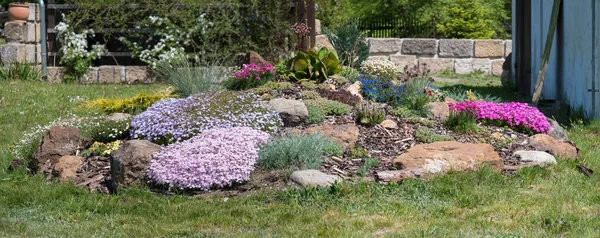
top-left (359, 74), bottom-right (404, 105)
top-left (130, 91), bottom-right (282, 145)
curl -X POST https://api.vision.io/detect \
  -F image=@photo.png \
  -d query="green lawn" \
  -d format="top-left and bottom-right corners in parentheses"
top-left (1, 79), bottom-right (599, 237)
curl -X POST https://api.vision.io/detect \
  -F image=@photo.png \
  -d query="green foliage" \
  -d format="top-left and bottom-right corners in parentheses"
top-left (443, 87), bottom-right (503, 103)
top-left (406, 116), bottom-right (437, 127)
top-left (283, 47), bottom-right (343, 83)
top-left (153, 58), bottom-right (227, 97)
top-left (304, 98), bottom-right (352, 116)
top-left (223, 75), bottom-right (274, 91)
top-left (358, 158), bottom-right (379, 177)
top-left (350, 146), bottom-right (368, 159)
top-left (0, 62), bottom-right (40, 81)
top-left (257, 133), bottom-right (338, 171)
top-left (80, 140), bottom-right (121, 157)
top-left (339, 67), bottom-right (360, 82)
top-left (305, 105), bottom-right (326, 125)
top-left (322, 142), bottom-right (344, 157)
top-left (302, 91), bottom-right (322, 100)
top-left (415, 126), bottom-right (454, 143)
top-left (434, 0), bottom-right (498, 39)
top-left (445, 110), bottom-right (479, 134)
top-left (324, 19), bottom-right (370, 68)
top-left (356, 102), bottom-right (385, 127)
top-left (80, 118), bottom-right (131, 143)
top-left (81, 91), bottom-right (176, 114)
top-left (399, 77), bottom-right (435, 112)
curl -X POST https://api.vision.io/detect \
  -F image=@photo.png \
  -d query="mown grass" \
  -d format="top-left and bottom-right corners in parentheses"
top-left (0, 79), bottom-right (599, 237)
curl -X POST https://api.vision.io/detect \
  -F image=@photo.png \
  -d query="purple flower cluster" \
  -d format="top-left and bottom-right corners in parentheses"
top-left (233, 63), bottom-right (275, 81)
top-left (130, 91), bottom-right (282, 144)
top-left (449, 100), bottom-right (551, 134)
top-left (147, 127), bottom-right (270, 190)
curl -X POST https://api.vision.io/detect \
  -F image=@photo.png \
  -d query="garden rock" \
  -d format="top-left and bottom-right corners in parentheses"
top-left (106, 113), bottom-right (132, 121)
top-left (247, 51), bottom-right (268, 66)
top-left (314, 35), bottom-right (334, 51)
top-left (380, 119), bottom-right (398, 129)
top-left (388, 142), bottom-right (503, 181)
top-left (53, 156), bottom-right (83, 182)
top-left (528, 134), bottom-right (577, 159)
top-left (345, 81), bottom-right (363, 100)
top-left (290, 170), bottom-right (341, 188)
top-left (514, 150), bottom-right (557, 167)
top-left (32, 126), bottom-right (81, 173)
top-left (428, 102), bottom-right (450, 120)
top-left (269, 98), bottom-right (308, 127)
top-left (298, 124), bottom-right (359, 149)
top-left (547, 118), bottom-right (569, 141)
top-left (110, 140), bottom-right (162, 188)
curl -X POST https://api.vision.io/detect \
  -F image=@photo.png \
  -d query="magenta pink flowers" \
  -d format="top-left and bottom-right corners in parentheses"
top-left (233, 63), bottom-right (275, 81)
top-left (449, 100), bottom-right (551, 134)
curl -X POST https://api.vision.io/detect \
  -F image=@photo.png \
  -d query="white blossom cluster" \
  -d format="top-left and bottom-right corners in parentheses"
top-left (121, 14), bottom-right (213, 69)
top-left (55, 16), bottom-right (105, 64)
top-left (360, 59), bottom-right (403, 78)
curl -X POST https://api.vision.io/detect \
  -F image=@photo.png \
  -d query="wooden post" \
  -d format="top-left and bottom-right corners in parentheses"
top-left (47, 0), bottom-right (56, 66)
top-left (307, 0), bottom-right (316, 49)
top-left (531, 0), bottom-right (562, 105)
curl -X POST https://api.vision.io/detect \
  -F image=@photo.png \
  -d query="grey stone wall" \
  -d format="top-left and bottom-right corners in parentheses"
top-left (47, 66), bottom-right (154, 84)
top-left (0, 3), bottom-right (41, 65)
top-left (368, 38), bottom-right (511, 75)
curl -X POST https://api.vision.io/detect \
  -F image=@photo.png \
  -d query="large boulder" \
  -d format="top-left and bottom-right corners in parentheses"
top-left (269, 98), bottom-right (308, 127)
top-left (384, 142), bottom-right (503, 182)
top-left (295, 123), bottom-right (360, 149)
top-left (53, 156), bottom-right (83, 182)
top-left (528, 134), bottom-right (577, 159)
top-left (290, 170), bottom-right (341, 188)
top-left (32, 126), bottom-right (81, 173)
top-left (110, 140), bottom-right (162, 188)
top-left (428, 102), bottom-right (450, 120)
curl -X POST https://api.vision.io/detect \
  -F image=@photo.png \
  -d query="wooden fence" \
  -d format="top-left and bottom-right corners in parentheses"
top-left (358, 17), bottom-right (437, 38)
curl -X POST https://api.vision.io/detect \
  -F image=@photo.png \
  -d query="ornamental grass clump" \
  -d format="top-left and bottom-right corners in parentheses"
top-left (449, 101), bottom-right (551, 134)
top-left (223, 63), bottom-right (276, 90)
top-left (148, 127), bottom-right (270, 190)
top-left (257, 133), bottom-right (340, 171)
top-left (130, 91), bottom-right (282, 145)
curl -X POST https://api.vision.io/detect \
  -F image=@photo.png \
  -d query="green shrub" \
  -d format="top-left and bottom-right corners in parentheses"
top-left (399, 77), bottom-right (435, 112)
top-left (302, 91), bottom-right (322, 100)
top-left (322, 142), bottom-right (344, 157)
top-left (80, 118), bottom-right (132, 143)
top-left (81, 91), bottom-right (176, 114)
top-left (356, 102), bottom-right (385, 127)
top-left (445, 110), bottom-right (479, 134)
top-left (350, 146), bottom-right (368, 159)
top-left (282, 47), bottom-right (343, 83)
top-left (154, 58), bottom-right (228, 97)
top-left (435, 0), bottom-right (496, 39)
top-left (358, 158), bottom-right (379, 177)
top-left (443, 87), bottom-right (503, 103)
top-left (406, 117), bottom-right (437, 127)
top-left (324, 19), bottom-right (370, 68)
top-left (306, 105), bottom-right (326, 125)
top-left (0, 62), bottom-right (40, 81)
top-left (304, 98), bottom-right (352, 116)
top-left (415, 126), bottom-right (454, 143)
top-left (389, 106), bottom-right (430, 118)
top-left (257, 133), bottom-right (338, 170)
top-left (339, 67), bottom-right (360, 82)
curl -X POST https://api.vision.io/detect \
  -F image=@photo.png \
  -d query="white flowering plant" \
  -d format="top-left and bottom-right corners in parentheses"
top-left (55, 15), bottom-right (106, 82)
top-left (360, 59), bottom-right (403, 80)
top-left (120, 14), bottom-right (213, 69)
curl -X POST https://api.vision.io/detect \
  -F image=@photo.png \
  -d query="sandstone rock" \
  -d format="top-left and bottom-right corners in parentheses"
top-left (547, 118), bottom-right (569, 141)
top-left (504, 40), bottom-right (512, 57)
top-left (32, 126), bottom-right (81, 173)
top-left (369, 38), bottom-right (402, 54)
top-left (345, 81), bottom-right (363, 100)
top-left (376, 170), bottom-right (419, 182)
top-left (529, 134), bottom-right (577, 159)
top-left (428, 102), bottom-right (450, 120)
top-left (380, 119), bottom-right (398, 129)
top-left (297, 124), bottom-right (359, 149)
top-left (514, 150), bottom-right (556, 167)
top-left (125, 66), bottom-right (150, 84)
top-left (106, 113), bottom-right (132, 121)
top-left (47, 67), bottom-right (65, 83)
top-left (110, 140), bottom-right (162, 188)
top-left (454, 59), bottom-right (473, 74)
top-left (269, 98), bottom-right (308, 127)
top-left (474, 40), bottom-right (504, 58)
top-left (491, 59), bottom-right (505, 76)
top-left (401, 39), bottom-right (437, 55)
top-left (419, 58), bottom-right (453, 73)
top-left (314, 35), bottom-right (334, 51)
top-left (389, 55), bottom-right (417, 71)
top-left (472, 59), bottom-right (491, 74)
top-left (98, 66), bottom-right (123, 84)
top-left (290, 170), bottom-right (341, 188)
top-left (53, 156), bottom-right (83, 182)
top-left (248, 51), bottom-right (268, 66)
top-left (393, 141), bottom-right (503, 175)
top-left (438, 39), bottom-right (473, 58)
top-left (314, 19), bottom-right (322, 35)
top-left (366, 56), bottom-right (389, 61)
top-left (0, 44), bottom-right (26, 65)
top-left (4, 21), bottom-right (26, 43)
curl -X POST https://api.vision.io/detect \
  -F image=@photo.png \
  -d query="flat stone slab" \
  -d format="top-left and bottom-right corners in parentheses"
top-left (290, 170), bottom-right (341, 188)
top-left (514, 150), bottom-right (557, 167)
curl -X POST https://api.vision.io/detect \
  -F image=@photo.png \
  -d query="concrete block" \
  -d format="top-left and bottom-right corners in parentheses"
top-left (0, 44), bottom-right (27, 64)
top-left (491, 59), bottom-right (505, 76)
top-left (474, 40), bottom-right (504, 58)
top-left (4, 21), bottom-right (27, 43)
top-left (454, 59), bottom-right (474, 74)
top-left (368, 38), bottom-right (402, 54)
top-left (47, 67), bottom-right (64, 83)
top-left (438, 39), bottom-right (473, 58)
top-left (472, 59), bottom-right (491, 74)
top-left (418, 58), bottom-right (453, 73)
top-left (28, 3), bottom-right (36, 22)
top-left (401, 38), bottom-right (437, 55)
top-left (36, 43), bottom-right (41, 63)
top-left (367, 55), bottom-right (389, 61)
top-left (24, 44), bottom-right (36, 63)
top-left (98, 66), bottom-right (123, 83)
top-left (125, 66), bottom-right (149, 84)
top-left (389, 55), bottom-right (417, 72)
top-left (26, 23), bottom-right (39, 43)
top-left (81, 67), bottom-right (98, 83)
top-left (504, 40), bottom-right (512, 57)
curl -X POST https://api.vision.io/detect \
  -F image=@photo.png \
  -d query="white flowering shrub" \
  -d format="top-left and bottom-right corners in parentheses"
top-left (360, 59), bottom-right (402, 79)
top-left (120, 15), bottom-right (212, 69)
top-left (55, 15), bottom-right (106, 82)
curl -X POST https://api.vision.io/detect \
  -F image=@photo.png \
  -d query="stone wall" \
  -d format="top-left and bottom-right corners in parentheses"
top-left (0, 3), bottom-right (41, 65)
top-left (47, 66), bottom-right (154, 84)
top-left (368, 38), bottom-right (511, 75)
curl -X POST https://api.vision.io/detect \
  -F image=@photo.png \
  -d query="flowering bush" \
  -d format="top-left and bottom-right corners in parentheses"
top-left (130, 91), bottom-right (282, 145)
top-left (223, 63), bottom-right (276, 90)
top-left (55, 15), bottom-right (105, 82)
top-left (148, 127), bottom-right (270, 190)
top-left (449, 101), bottom-right (551, 134)
top-left (291, 22), bottom-right (311, 51)
top-left (81, 140), bottom-right (122, 157)
top-left (360, 60), bottom-right (402, 79)
top-left (359, 74), bottom-right (404, 104)
top-left (80, 118), bottom-right (131, 143)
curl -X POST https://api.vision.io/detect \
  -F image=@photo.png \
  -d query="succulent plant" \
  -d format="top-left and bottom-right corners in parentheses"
top-left (284, 47), bottom-right (343, 83)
